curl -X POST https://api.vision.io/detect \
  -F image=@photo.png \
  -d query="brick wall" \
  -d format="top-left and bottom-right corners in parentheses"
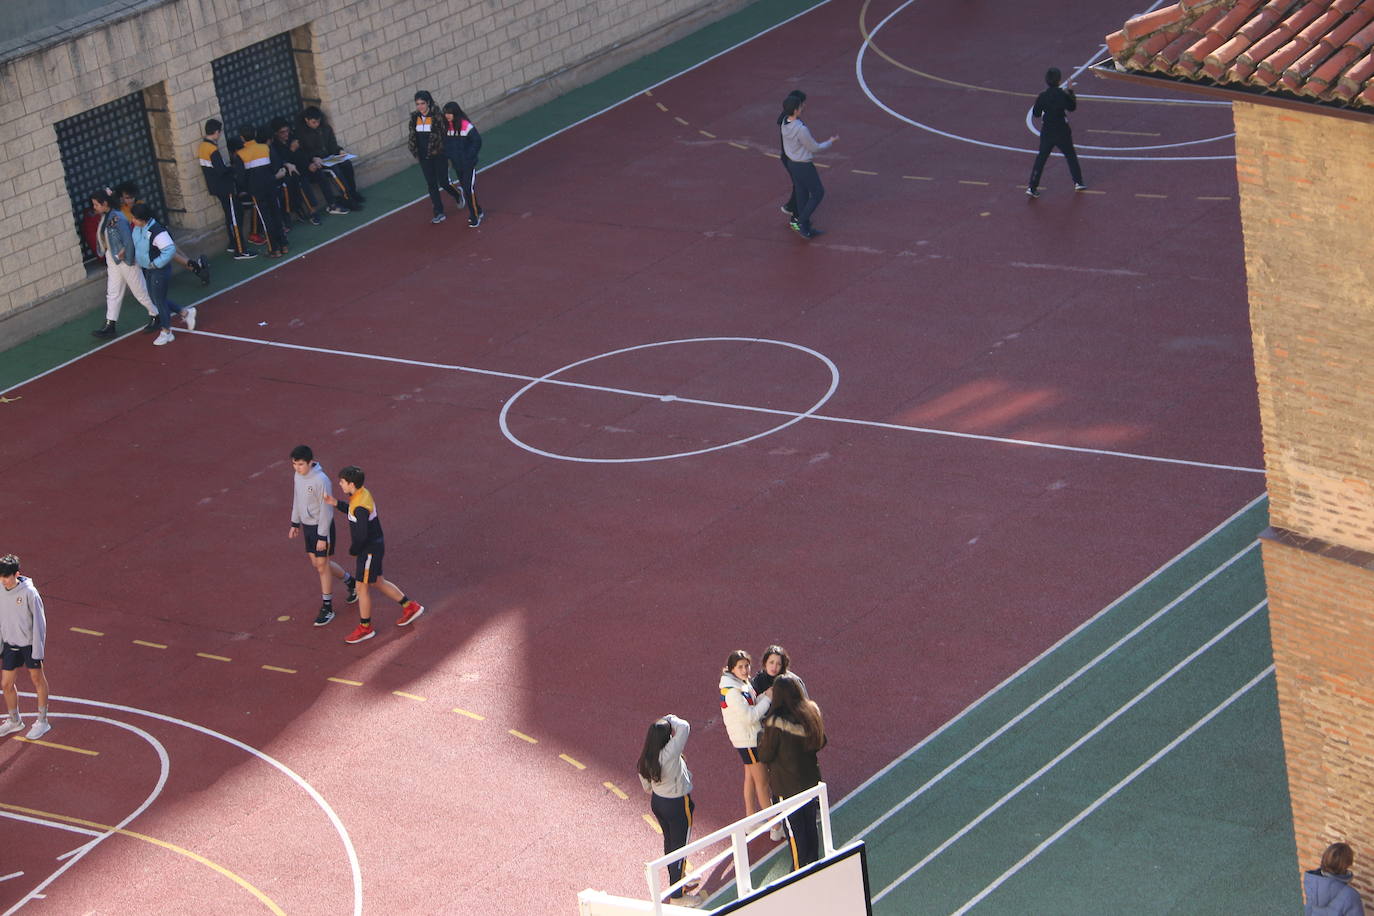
top-left (0, 0), bottom-right (746, 335)
top-left (1236, 99), bottom-right (1374, 893)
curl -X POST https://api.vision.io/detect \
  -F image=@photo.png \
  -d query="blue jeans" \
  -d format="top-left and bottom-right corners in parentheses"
top-left (144, 265), bottom-right (181, 329)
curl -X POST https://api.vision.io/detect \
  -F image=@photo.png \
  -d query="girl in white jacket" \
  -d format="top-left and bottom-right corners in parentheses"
top-left (718, 650), bottom-right (772, 816)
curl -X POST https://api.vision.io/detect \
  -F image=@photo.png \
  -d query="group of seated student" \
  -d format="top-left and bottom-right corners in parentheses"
top-left (197, 106), bottom-right (364, 260)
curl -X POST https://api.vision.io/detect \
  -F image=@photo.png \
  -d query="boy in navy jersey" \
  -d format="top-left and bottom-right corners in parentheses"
top-left (326, 466), bottom-right (425, 644)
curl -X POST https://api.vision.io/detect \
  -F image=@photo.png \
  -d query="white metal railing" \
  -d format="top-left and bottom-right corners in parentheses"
top-left (641, 781), bottom-right (835, 914)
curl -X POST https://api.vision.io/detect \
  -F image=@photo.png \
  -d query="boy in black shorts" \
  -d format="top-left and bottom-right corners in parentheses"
top-left (325, 466), bottom-right (425, 644)
top-left (0, 554), bottom-right (51, 740)
top-left (289, 445), bottom-right (357, 625)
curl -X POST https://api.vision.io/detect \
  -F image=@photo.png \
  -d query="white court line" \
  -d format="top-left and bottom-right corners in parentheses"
top-left (871, 598), bottom-right (1269, 902)
top-left (19, 693), bottom-right (362, 916)
top-left (952, 663), bottom-right (1275, 914)
top-left (184, 328), bottom-right (1264, 474)
top-left (0, 811), bottom-right (102, 837)
top-left (0, 1), bottom-right (838, 402)
top-left (0, 874), bottom-right (23, 884)
top-left (852, 538), bottom-right (1260, 844)
top-left (2, 713), bottom-right (169, 916)
top-left (859, 0), bottom-right (1235, 160)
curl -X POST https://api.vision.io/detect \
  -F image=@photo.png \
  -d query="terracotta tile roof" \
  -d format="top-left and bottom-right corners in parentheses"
top-left (1106, 0), bottom-right (1374, 110)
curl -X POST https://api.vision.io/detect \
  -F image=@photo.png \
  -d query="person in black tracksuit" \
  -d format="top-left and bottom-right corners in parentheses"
top-left (409, 90), bottom-right (463, 224)
top-left (1026, 67), bottom-right (1085, 198)
top-left (197, 120), bottom-right (255, 260)
top-left (235, 125), bottom-right (288, 257)
top-left (441, 101), bottom-right (485, 228)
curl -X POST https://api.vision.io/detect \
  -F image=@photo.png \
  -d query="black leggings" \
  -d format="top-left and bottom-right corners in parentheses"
top-left (418, 156), bottom-right (461, 215)
top-left (1027, 128), bottom-right (1083, 191)
top-left (782, 797), bottom-right (820, 869)
top-left (650, 792), bottom-right (695, 897)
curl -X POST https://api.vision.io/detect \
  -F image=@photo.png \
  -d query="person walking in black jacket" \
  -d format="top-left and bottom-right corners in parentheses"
top-left (441, 101), bottom-right (485, 227)
top-left (408, 90), bottom-right (463, 224)
top-left (1026, 67), bottom-right (1086, 198)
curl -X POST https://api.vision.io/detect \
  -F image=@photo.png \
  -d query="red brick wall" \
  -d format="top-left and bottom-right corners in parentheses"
top-left (1236, 99), bottom-right (1374, 893)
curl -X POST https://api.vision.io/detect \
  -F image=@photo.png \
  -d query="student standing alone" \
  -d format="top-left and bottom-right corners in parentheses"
top-left (780, 94), bottom-right (837, 240)
top-left (1026, 67), bottom-right (1086, 198)
top-left (0, 554), bottom-right (51, 741)
top-left (638, 714), bottom-right (702, 907)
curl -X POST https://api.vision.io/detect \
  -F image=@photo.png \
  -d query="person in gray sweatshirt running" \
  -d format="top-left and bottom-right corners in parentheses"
top-left (638, 714), bottom-right (701, 907)
top-left (780, 93), bottom-right (838, 240)
top-left (289, 445), bottom-right (357, 626)
top-left (0, 554), bottom-right (51, 741)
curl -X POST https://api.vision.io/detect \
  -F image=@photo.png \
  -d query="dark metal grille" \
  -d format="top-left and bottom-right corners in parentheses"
top-left (54, 91), bottom-right (167, 264)
top-left (211, 32), bottom-right (303, 141)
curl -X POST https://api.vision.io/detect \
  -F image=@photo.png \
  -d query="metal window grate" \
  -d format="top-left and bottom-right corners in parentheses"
top-left (212, 32), bottom-right (303, 142)
top-left (54, 91), bottom-right (167, 264)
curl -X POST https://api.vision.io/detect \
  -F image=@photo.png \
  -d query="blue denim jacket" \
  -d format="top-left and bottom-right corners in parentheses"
top-left (99, 210), bottom-right (137, 265)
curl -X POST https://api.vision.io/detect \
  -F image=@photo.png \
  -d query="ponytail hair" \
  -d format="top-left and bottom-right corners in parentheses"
top-left (637, 719), bottom-right (672, 783)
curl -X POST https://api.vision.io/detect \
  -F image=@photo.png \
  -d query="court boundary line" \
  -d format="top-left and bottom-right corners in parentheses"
top-left (853, 538), bottom-right (1262, 846)
top-left (0, 0), bottom-right (835, 401)
top-left (2, 713), bottom-right (171, 916)
top-left (831, 492), bottom-right (1267, 812)
top-left (20, 693), bottom-right (362, 916)
top-left (181, 328), bottom-right (1264, 474)
top-left (872, 598), bottom-right (1269, 901)
top-left (951, 663), bottom-right (1276, 914)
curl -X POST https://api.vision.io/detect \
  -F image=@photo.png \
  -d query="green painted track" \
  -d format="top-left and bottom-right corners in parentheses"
top-left (824, 495), bottom-right (1297, 914)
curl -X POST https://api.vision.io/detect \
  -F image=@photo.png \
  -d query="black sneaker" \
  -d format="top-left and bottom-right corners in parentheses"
top-left (800, 227), bottom-right (825, 239)
top-left (346, 580), bottom-right (358, 604)
top-left (309, 214), bottom-right (322, 226)
top-left (91, 321), bottom-right (117, 339)
top-left (1026, 187), bottom-right (1040, 198)
top-left (468, 213), bottom-right (482, 228)
top-left (233, 250), bottom-right (259, 260)
top-left (194, 256), bottom-right (211, 285)
top-left (142, 315), bottom-right (160, 334)
top-left (314, 606), bottom-right (335, 626)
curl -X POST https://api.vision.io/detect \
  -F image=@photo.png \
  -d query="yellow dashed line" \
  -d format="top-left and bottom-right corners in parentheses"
top-left (327, 677), bottom-right (363, 687)
top-left (642, 813), bottom-right (663, 833)
top-left (1080, 189), bottom-right (1107, 195)
top-left (560, 753), bottom-right (586, 770)
top-left (1135, 193), bottom-right (1168, 199)
top-left (133, 640), bottom-right (167, 649)
top-left (903, 175), bottom-right (933, 181)
top-left (958, 180), bottom-right (990, 186)
top-left (70, 627), bottom-right (103, 637)
top-left (11, 736), bottom-right (99, 756)
top-left (1197, 195), bottom-right (1232, 201)
top-left (275, 615), bottom-right (290, 622)
top-left (698, 129), bottom-right (716, 138)
top-left (452, 707), bottom-right (486, 720)
top-left (764, 151), bottom-right (781, 159)
top-left (393, 691), bottom-right (426, 702)
top-left (979, 211), bottom-right (991, 217)
top-left (508, 729), bottom-right (537, 744)
top-left (851, 169), bottom-right (877, 175)
top-left (604, 782), bottom-right (629, 800)
top-left (654, 102), bottom-right (668, 112)
top-left (674, 116), bottom-right (689, 126)
top-left (197, 653), bottom-right (231, 662)
top-left (262, 665), bottom-right (296, 675)
top-left (728, 141), bottom-right (749, 150)
top-left (815, 162), bottom-right (830, 169)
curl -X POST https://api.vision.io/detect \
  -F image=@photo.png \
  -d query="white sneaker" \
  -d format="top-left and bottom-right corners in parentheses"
top-left (0, 719), bottom-right (23, 737)
top-left (769, 824), bottom-right (786, 841)
top-left (181, 306), bottom-right (197, 331)
top-left (25, 719), bottom-right (50, 741)
top-left (153, 329), bottom-right (175, 346)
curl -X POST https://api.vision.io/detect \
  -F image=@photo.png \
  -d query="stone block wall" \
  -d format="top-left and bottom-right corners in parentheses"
top-left (1234, 99), bottom-right (1374, 893)
top-left (0, 0), bottom-right (747, 338)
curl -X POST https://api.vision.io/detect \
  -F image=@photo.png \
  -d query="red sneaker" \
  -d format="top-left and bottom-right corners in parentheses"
top-left (397, 601), bottom-right (426, 626)
top-left (344, 623), bottom-right (375, 644)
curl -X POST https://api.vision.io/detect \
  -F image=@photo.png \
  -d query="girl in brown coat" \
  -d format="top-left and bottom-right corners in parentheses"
top-left (758, 673), bottom-right (827, 869)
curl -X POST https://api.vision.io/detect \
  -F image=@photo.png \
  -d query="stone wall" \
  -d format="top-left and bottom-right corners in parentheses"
top-left (1234, 99), bottom-right (1374, 894)
top-left (0, 0), bottom-right (747, 341)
